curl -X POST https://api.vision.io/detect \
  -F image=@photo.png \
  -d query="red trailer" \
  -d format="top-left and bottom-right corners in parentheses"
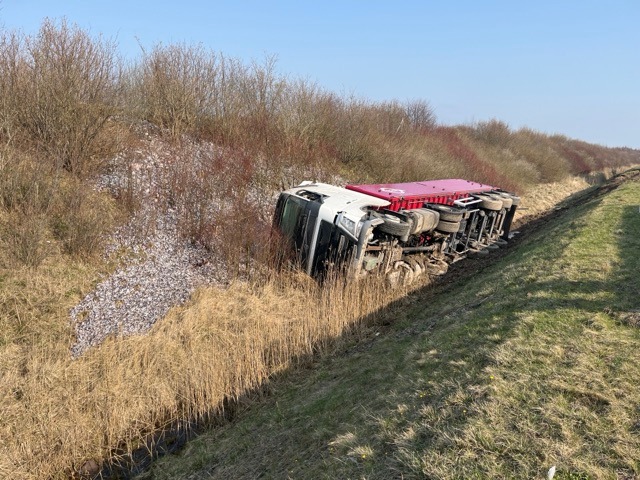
top-left (346, 179), bottom-right (496, 211)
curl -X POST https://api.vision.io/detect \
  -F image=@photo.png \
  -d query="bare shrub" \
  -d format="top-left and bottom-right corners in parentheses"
top-left (130, 43), bottom-right (220, 140)
top-left (461, 122), bottom-right (573, 188)
top-left (1, 211), bottom-right (50, 267)
top-left (0, 147), bottom-right (119, 261)
top-left (332, 97), bottom-right (378, 166)
top-left (123, 43), bottom-right (451, 189)
top-left (472, 119), bottom-right (513, 145)
top-left (368, 101), bottom-right (407, 137)
top-left (0, 147), bottom-right (55, 267)
top-left (278, 80), bottom-right (334, 146)
top-left (50, 181), bottom-right (122, 257)
top-left (128, 45), bottom-right (290, 150)
top-left (510, 128), bottom-right (569, 182)
top-left (432, 126), bottom-right (519, 191)
top-left (196, 54), bottom-right (250, 143)
top-left (0, 19), bottom-right (122, 177)
top-left (0, 148), bottom-right (57, 213)
top-left (317, 98), bottom-right (436, 181)
top-left (551, 135), bottom-right (592, 174)
top-left (0, 149), bottom-right (57, 266)
top-left (236, 56), bottom-right (286, 151)
top-left (211, 199), bottom-right (272, 278)
top-left (0, 31), bottom-right (22, 147)
top-left (406, 99), bottom-right (437, 131)
top-left (164, 145), bottom-right (263, 274)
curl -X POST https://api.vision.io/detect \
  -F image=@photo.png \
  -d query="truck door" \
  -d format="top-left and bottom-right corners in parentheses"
top-left (312, 219), bottom-right (361, 279)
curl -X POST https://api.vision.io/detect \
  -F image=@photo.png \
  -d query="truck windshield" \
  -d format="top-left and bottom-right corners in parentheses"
top-left (280, 195), bottom-right (307, 240)
top-left (275, 194), bottom-right (316, 269)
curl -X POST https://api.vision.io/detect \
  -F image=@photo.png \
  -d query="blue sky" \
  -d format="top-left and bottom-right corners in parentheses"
top-left (1, 1), bottom-right (638, 148)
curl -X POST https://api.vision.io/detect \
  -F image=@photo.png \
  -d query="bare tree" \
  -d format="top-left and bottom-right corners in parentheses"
top-left (0, 19), bottom-right (123, 175)
top-left (130, 42), bottom-right (220, 139)
top-left (405, 99), bottom-right (437, 131)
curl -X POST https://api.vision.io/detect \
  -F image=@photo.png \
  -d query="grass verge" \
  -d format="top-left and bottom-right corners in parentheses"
top-left (139, 174), bottom-right (640, 479)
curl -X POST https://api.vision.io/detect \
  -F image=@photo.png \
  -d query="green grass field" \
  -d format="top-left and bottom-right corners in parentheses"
top-left (140, 174), bottom-right (640, 479)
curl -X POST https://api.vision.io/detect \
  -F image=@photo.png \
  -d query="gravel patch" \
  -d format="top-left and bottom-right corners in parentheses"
top-left (69, 208), bottom-right (226, 358)
top-left (70, 130), bottom-right (230, 357)
top-left (70, 127), bottom-right (344, 357)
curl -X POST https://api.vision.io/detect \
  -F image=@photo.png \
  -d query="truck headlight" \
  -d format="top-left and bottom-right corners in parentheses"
top-left (339, 215), bottom-right (361, 239)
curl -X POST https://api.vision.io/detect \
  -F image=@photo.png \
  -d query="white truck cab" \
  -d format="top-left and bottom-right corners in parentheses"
top-left (273, 182), bottom-right (389, 278)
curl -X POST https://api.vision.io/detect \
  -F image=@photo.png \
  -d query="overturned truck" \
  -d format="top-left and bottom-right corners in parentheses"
top-left (273, 179), bottom-right (520, 284)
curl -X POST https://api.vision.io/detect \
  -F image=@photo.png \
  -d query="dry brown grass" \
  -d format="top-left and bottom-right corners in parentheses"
top-left (0, 259), bottom-right (418, 478)
top-left (0, 147), bottom-right (122, 265)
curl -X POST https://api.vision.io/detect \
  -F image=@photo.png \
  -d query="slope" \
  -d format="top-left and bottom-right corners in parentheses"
top-left (140, 170), bottom-right (640, 479)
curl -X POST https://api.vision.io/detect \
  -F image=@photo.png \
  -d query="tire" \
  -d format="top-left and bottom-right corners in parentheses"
top-left (425, 259), bottom-right (448, 275)
top-left (398, 261), bottom-right (415, 285)
top-left (436, 219), bottom-right (461, 233)
top-left (493, 193), bottom-right (513, 209)
top-left (388, 261), bottom-right (414, 286)
top-left (474, 194), bottom-right (502, 211)
top-left (509, 194), bottom-right (521, 206)
top-left (405, 210), bottom-right (425, 235)
top-left (405, 257), bottom-right (423, 277)
top-left (429, 204), bottom-right (464, 222)
top-left (416, 208), bottom-right (440, 231)
top-left (378, 214), bottom-right (411, 237)
top-left (495, 191), bottom-right (521, 206)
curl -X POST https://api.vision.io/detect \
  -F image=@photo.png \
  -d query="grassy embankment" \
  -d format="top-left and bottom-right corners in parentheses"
top-left (1, 19), bottom-right (640, 478)
top-left (141, 172), bottom-right (640, 479)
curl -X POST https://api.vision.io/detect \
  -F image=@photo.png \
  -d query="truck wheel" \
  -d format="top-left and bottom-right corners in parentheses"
top-left (493, 192), bottom-right (513, 209)
top-left (508, 194), bottom-right (521, 206)
top-left (496, 192), bottom-right (521, 206)
top-left (436, 219), bottom-right (461, 233)
top-left (474, 194), bottom-right (502, 211)
top-left (398, 261), bottom-right (415, 285)
top-left (425, 259), bottom-right (448, 275)
top-left (429, 205), bottom-right (464, 222)
top-left (405, 257), bottom-right (424, 277)
top-left (405, 210), bottom-right (425, 235)
top-left (378, 214), bottom-right (411, 237)
top-left (387, 261), bottom-right (414, 287)
top-left (416, 208), bottom-right (440, 231)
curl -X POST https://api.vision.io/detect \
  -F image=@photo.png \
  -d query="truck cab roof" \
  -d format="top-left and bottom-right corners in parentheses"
top-left (287, 181), bottom-right (390, 218)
